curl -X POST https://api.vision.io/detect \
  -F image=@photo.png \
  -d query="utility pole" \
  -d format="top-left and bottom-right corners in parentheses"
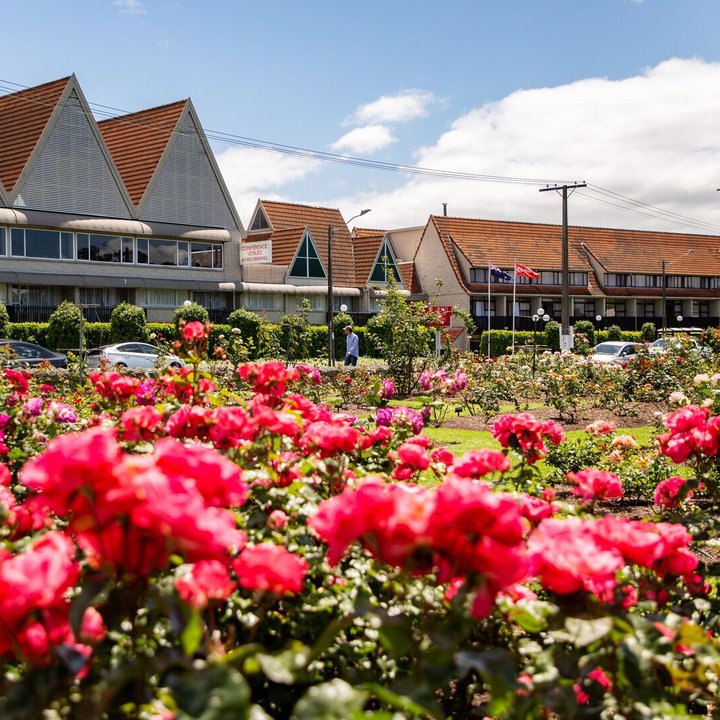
top-left (327, 225), bottom-right (335, 366)
top-left (539, 182), bottom-right (586, 350)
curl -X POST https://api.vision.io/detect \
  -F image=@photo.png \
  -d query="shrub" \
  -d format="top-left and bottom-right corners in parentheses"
top-left (227, 308), bottom-right (261, 342)
top-left (573, 319), bottom-right (596, 351)
top-left (279, 299), bottom-right (313, 361)
top-left (8, 322), bottom-right (49, 347)
top-left (606, 323), bottom-right (622, 340)
top-left (84, 323), bottom-right (112, 349)
top-left (477, 330), bottom-right (535, 357)
top-left (0, 303), bottom-right (9, 339)
top-left (110, 302), bottom-right (149, 343)
top-left (640, 321), bottom-right (657, 342)
top-left (544, 320), bottom-right (560, 351)
top-left (47, 301), bottom-right (83, 352)
top-left (173, 302), bottom-right (209, 329)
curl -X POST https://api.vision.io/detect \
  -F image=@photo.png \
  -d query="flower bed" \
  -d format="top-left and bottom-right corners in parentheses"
top-left (0, 324), bottom-right (717, 718)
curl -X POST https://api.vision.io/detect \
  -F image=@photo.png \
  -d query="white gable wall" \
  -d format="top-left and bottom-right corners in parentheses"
top-left (16, 90), bottom-right (132, 218)
top-left (140, 114), bottom-right (238, 229)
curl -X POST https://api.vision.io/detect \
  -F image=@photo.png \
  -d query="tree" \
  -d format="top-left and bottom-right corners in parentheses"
top-left (47, 301), bottom-right (82, 352)
top-left (173, 302), bottom-right (209, 330)
top-left (367, 282), bottom-right (434, 395)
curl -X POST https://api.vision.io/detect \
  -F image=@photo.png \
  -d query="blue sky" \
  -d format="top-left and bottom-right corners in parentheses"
top-left (4, 1), bottom-right (720, 232)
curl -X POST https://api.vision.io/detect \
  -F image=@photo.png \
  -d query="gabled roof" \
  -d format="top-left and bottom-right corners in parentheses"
top-left (0, 76), bottom-right (71, 194)
top-left (98, 100), bottom-right (187, 206)
top-left (397, 261), bottom-right (423, 295)
top-left (258, 200), bottom-right (356, 285)
top-left (352, 231), bottom-right (385, 285)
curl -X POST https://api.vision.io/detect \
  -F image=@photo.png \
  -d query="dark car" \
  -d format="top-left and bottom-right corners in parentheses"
top-left (0, 340), bottom-right (67, 369)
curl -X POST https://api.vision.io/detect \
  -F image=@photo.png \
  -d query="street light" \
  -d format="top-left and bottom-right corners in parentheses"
top-left (532, 307), bottom-right (549, 375)
top-left (328, 209), bottom-right (372, 366)
top-left (661, 249), bottom-right (694, 331)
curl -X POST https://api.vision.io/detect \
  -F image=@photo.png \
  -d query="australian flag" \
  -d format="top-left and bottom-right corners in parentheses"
top-left (490, 265), bottom-right (512, 281)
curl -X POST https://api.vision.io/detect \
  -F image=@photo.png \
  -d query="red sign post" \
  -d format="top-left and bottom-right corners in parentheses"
top-left (429, 305), bottom-right (453, 327)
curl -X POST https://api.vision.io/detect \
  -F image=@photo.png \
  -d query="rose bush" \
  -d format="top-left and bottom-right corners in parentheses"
top-left (0, 335), bottom-right (716, 718)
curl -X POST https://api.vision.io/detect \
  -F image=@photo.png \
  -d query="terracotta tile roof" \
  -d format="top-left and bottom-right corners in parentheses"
top-left (352, 232), bottom-right (384, 285)
top-left (397, 261), bottom-right (423, 295)
top-left (0, 77), bottom-right (70, 193)
top-left (353, 227), bottom-right (385, 238)
top-left (98, 100), bottom-right (188, 205)
top-left (259, 200), bottom-right (356, 286)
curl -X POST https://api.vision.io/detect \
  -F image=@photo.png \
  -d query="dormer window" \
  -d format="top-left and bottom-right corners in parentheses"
top-left (289, 231), bottom-right (325, 278)
top-left (370, 237), bottom-right (400, 283)
top-left (249, 207), bottom-right (270, 232)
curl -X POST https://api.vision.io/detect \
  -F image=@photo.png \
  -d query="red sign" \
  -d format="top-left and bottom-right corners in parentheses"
top-left (430, 305), bottom-right (453, 327)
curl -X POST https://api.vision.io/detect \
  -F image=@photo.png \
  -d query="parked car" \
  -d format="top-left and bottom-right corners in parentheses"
top-left (649, 336), bottom-right (705, 355)
top-left (89, 343), bottom-right (186, 370)
top-left (0, 340), bottom-right (67, 369)
top-left (589, 341), bottom-right (639, 364)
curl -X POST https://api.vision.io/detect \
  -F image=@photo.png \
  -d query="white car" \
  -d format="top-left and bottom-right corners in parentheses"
top-left (649, 336), bottom-right (704, 355)
top-left (93, 343), bottom-right (186, 370)
top-left (589, 341), bottom-right (638, 364)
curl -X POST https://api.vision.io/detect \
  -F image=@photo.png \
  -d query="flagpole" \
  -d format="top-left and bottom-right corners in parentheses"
top-left (511, 259), bottom-right (517, 355)
top-left (487, 260), bottom-right (491, 359)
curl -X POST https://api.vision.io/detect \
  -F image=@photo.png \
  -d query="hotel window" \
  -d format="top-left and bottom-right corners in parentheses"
top-left (10, 284), bottom-right (61, 306)
top-left (539, 271), bottom-right (561, 285)
top-left (637, 301), bottom-right (656, 318)
top-left (470, 268), bottom-right (486, 283)
top-left (692, 300), bottom-right (710, 318)
top-left (667, 275), bottom-right (702, 289)
top-left (11, 228), bottom-right (73, 260)
top-left (136, 289), bottom-right (191, 307)
top-left (370, 238), bottom-right (401, 283)
top-left (79, 288), bottom-right (116, 306)
top-left (296, 294), bottom-right (325, 311)
top-left (569, 272), bottom-right (588, 286)
top-left (573, 300), bottom-right (596, 318)
top-left (604, 274), bottom-right (628, 287)
top-left (605, 301), bottom-right (626, 318)
top-left (193, 292), bottom-right (226, 309)
top-left (514, 300), bottom-right (531, 317)
top-left (191, 242), bottom-right (223, 269)
top-left (243, 293), bottom-right (283, 310)
top-left (76, 234), bottom-right (126, 263)
top-left (333, 296), bottom-right (357, 312)
top-left (290, 233), bottom-right (325, 278)
top-left (473, 299), bottom-right (496, 317)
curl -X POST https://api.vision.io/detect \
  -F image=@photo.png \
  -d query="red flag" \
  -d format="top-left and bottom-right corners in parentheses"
top-left (515, 263), bottom-right (540, 279)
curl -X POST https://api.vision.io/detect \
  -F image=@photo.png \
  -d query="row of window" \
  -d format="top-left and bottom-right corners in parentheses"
top-left (0, 227), bottom-right (223, 269)
top-left (604, 273), bottom-right (720, 289)
top-left (469, 268), bottom-right (588, 286)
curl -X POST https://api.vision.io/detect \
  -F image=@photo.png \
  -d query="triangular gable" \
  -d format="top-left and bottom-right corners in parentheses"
top-left (137, 102), bottom-right (242, 230)
top-left (0, 76), bottom-right (70, 196)
top-left (249, 202), bottom-right (272, 233)
top-left (289, 229), bottom-right (326, 279)
top-left (11, 79), bottom-right (133, 217)
top-left (369, 236), bottom-right (402, 285)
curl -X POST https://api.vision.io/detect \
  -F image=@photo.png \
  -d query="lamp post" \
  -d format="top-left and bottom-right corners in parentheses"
top-left (328, 209), bottom-right (371, 366)
top-left (532, 306), bottom-right (547, 376)
top-left (661, 249), bottom-right (694, 331)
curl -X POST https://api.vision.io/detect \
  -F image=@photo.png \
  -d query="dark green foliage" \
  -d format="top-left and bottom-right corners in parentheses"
top-left (477, 330), bottom-right (535, 357)
top-left (544, 321), bottom-right (560, 351)
top-left (83, 323), bottom-right (112, 350)
top-left (0, 303), bottom-right (9, 339)
top-left (332, 312), bottom-right (353, 362)
top-left (110, 302), bottom-right (149, 343)
top-left (227, 308), bottom-right (261, 339)
top-left (640, 322), bottom-right (657, 342)
top-left (173, 302), bottom-right (209, 329)
top-left (572, 320), bottom-right (596, 352)
top-left (606, 323), bottom-right (622, 340)
top-left (279, 299), bottom-right (313, 361)
top-left (47, 302), bottom-right (82, 352)
top-left (8, 323), bottom-right (50, 347)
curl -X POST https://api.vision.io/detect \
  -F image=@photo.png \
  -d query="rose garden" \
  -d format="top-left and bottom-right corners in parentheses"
top-left (0, 292), bottom-right (719, 719)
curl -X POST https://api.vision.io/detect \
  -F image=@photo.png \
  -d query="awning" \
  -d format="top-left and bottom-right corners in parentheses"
top-left (0, 208), bottom-right (234, 242)
top-left (239, 282), bottom-right (361, 296)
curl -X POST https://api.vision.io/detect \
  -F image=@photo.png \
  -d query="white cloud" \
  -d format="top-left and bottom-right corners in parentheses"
top-left (350, 90), bottom-right (436, 125)
top-left (215, 146), bottom-right (320, 224)
top-left (325, 58), bottom-right (720, 235)
top-left (330, 125), bottom-right (396, 154)
top-left (113, 0), bottom-right (146, 14)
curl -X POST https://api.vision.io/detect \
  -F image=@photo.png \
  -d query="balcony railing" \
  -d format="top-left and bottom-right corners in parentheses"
top-left (471, 315), bottom-right (718, 333)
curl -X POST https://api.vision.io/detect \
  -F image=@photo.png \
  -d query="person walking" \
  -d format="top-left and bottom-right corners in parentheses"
top-left (343, 325), bottom-right (359, 367)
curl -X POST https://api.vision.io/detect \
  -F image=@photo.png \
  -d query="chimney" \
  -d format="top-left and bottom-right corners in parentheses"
top-left (442, 203), bottom-right (447, 216)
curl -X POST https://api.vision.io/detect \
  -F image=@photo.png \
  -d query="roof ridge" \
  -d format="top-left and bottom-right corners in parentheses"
top-left (261, 199), bottom-right (342, 213)
top-left (97, 99), bottom-right (189, 125)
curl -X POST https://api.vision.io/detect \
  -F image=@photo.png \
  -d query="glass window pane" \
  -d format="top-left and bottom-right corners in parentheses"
top-left (289, 257), bottom-right (305, 277)
top-left (11, 229), bottom-right (24, 256)
top-left (61, 233), bottom-right (73, 260)
top-left (121, 237), bottom-right (134, 263)
top-left (89, 234), bottom-right (121, 263)
top-left (190, 242), bottom-right (212, 268)
top-left (0, 228), bottom-right (5, 256)
top-left (212, 244), bottom-right (223, 268)
top-left (26, 229), bottom-right (60, 259)
top-left (177, 241), bottom-right (189, 267)
top-left (148, 239), bottom-right (177, 266)
top-left (137, 238), bottom-right (148, 264)
top-left (76, 233), bottom-right (89, 260)
top-left (308, 259), bottom-right (325, 278)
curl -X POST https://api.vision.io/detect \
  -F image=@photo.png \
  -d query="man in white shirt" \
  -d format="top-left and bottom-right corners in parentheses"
top-left (343, 325), bottom-right (359, 367)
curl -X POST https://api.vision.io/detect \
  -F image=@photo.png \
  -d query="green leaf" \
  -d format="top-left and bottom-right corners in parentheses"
top-left (170, 665), bottom-right (251, 720)
top-left (256, 643), bottom-right (310, 684)
top-left (180, 609), bottom-right (203, 656)
top-left (291, 679), bottom-right (367, 719)
top-left (550, 616), bottom-right (613, 648)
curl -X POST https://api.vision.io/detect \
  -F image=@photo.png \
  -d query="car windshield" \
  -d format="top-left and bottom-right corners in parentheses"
top-left (593, 343), bottom-right (622, 355)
